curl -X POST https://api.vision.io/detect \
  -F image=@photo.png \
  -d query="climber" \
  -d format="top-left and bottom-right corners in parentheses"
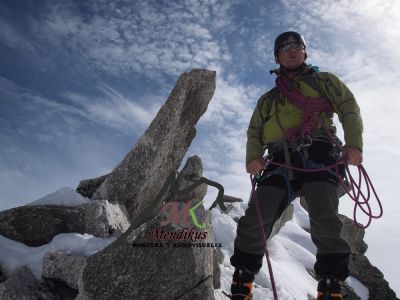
top-left (229, 31), bottom-right (363, 300)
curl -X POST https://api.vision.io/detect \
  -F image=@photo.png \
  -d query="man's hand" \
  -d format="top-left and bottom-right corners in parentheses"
top-left (246, 158), bottom-right (265, 175)
top-left (343, 147), bottom-right (363, 166)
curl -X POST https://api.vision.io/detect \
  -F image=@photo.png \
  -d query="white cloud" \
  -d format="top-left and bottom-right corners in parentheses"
top-left (64, 85), bottom-right (158, 133)
top-left (278, 0), bottom-right (400, 86)
top-left (25, 0), bottom-right (235, 80)
top-left (0, 76), bottom-right (156, 136)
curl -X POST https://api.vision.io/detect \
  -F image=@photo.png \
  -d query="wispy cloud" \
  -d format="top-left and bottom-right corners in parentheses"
top-left (278, 0), bottom-right (400, 86)
top-left (24, 0), bottom-right (235, 80)
top-left (0, 76), bottom-right (156, 136)
top-left (63, 85), bottom-right (158, 133)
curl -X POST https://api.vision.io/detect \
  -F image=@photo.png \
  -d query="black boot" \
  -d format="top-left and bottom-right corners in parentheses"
top-left (230, 267), bottom-right (255, 300)
top-left (317, 277), bottom-right (342, 300)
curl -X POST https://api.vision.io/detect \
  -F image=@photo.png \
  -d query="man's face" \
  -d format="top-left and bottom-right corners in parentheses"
top-left (276, 43), bottom-right (306, 69)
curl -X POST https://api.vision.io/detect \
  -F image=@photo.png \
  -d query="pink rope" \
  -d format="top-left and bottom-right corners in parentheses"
top-left (251, 170), bottom-right (279, 300)
top-left (251, 156), bottom-right (383, 300)
top-left (275, 77), bottom-right (334, 147)
top-left (261, 156), bottom-right (383, 229)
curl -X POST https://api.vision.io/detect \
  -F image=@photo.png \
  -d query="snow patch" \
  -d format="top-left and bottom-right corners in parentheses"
top-left (0, 233), bottom-right (114, 278)
top-left (26, 186), bottom-right (89, 207)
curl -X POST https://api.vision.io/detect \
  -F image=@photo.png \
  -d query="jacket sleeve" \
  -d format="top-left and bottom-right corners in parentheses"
top-left (318, 72), bottom-right (364, 151)
top-left (246, 93), bottom-right (270, 164)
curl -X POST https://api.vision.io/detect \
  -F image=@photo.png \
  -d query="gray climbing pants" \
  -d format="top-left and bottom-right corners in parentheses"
top-left (231, 181), bottom-right (351, 279)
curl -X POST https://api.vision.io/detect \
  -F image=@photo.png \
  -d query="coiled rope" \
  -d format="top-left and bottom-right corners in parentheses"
top-left (251, 156), bottom-right (383, 300)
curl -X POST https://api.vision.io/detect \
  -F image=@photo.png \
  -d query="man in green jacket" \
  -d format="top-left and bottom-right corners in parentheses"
top-left (230, 31), bottom-right (363, 300)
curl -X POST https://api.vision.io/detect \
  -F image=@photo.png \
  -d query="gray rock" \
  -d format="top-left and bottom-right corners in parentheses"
top-left (0, 266), bottom-right (6, 283)
top-left (338, 214), bottom-right (368, 254)
top-left (42, 279), bottom-right (78, 300)
top-left (83, 200), bottom-right (130, 237)
top-left (0, 200), bottom-right (129, 246)
top-left (78, 206), bottom-right (215, 299)
top-left (299, 195), bottom-right (308, 211)
top-left (222, 195), bottom-right (243, 203)
top-left (76, 175), bottom-right (108, 198)
top-left (213, 249), bottom-right (221, 289)
top-left (170, 155), bottom-right (208, 202)
top-left (268, 204), bottom-right (294, 241)
top-left (78, 152), bottom-right (216, 299)
top-left (90, 69), bottom-right (216, 221)
top-left (0, 205), bottom-right (84, 246)
top-left (0, 266), bottom-right (56, 300)
top-left (340, 285), bottom-right (361, 300)
top-left (222, 204), bottom-right (236, 216)
top-left (349, 254), bottom-right (398, 300)
top-left (219, 195), bottom-right (243, 216)
top-left (42, 251), bottom-right (87, 290)
top-left (212, 248), bottom-right (224, 290)
top-left (215, 247), bottom-right (224, 265)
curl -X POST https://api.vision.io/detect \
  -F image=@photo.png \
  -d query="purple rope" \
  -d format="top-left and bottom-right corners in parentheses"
top-left (251, 169), bottom-right (279, 300)
top-left (249, 155), bottom-right (383, 299)
top-left (262, 156), bottom-right (383, 228)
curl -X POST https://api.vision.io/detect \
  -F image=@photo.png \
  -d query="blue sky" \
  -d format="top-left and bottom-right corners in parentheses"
top-left (1, 0), bottom-right (399, 295)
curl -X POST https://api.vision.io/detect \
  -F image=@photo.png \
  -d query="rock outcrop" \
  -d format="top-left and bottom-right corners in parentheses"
top-left (76, 175), bottom-right (108, 199)
top-left (340, 215), bottom-right (398, 299)
top-left (86, 69), bottom-right (216, 222)
top-left (268, 204), bottom-right (294, 241)
top-left (77, 156), bottom-right (215, 299)
top-left (0, 266), bottom-right (55, 299)
top-left (0, 200), bottom-right (130, 246)
top-left (169, 155), bottom-right (208, 202)
top-left (349, 254), bottom-right (398, 300)
top-left (73, 70), bottom-right (216, 299)
top-left (300, 198), bottom-right (398, 299)
top-left (338, 214), bottom-right (367, 254)
top-left (43, 251), bottom-right (87, 290)
top-left (0, 205), bottom-right (83, 246)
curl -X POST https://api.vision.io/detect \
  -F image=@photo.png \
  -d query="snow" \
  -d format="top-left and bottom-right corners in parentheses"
top-left (345, 276), bottom-right (369, 300)
top-left (212, 199), bottom-right (369, 300)
top-left (26, 186), bottom-right (89, 207)
top-left (0, 233), bottom-right (115, 278)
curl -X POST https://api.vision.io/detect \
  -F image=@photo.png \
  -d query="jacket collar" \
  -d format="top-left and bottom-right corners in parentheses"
top-left (269, 64), bottom-right (315, 81)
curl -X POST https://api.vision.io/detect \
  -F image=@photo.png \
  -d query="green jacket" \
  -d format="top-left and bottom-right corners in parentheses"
top-left (246, 65), bottom-right (363, 164)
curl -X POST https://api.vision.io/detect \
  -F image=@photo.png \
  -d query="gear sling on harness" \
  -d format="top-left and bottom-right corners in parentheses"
top-left (250, 75), bottom-right (383, 300)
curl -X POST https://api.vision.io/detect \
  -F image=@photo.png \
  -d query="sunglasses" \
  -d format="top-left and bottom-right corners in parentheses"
top-left (279, 43), bottom-right (305, 53)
